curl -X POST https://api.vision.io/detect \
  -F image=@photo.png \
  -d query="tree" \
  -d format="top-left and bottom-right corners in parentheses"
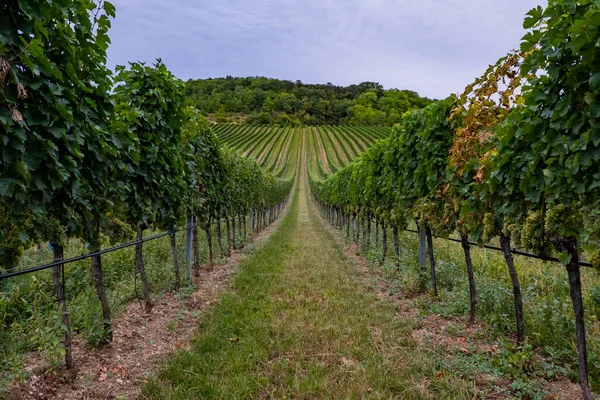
top-left (183, 76), bottom-right (433, 126)
top-left (356, 91), bottom-right (378, 107)
top-left (215, 105), bottom-right (227, 123)
top-left (275, 92), bottom-right (300, 113)
top-left (262, 96), bottom-right (275, 113)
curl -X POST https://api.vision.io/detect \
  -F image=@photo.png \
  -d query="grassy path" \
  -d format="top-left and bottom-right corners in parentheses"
top-left (141, 134), bottom-right (470, 399)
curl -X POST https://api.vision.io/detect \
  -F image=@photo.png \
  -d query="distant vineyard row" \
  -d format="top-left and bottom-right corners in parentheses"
top-left (213, 124), bottom-right (391, 180)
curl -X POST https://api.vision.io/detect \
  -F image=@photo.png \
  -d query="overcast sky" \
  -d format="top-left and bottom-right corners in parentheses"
top-left (106, 0), bottom-right (545, 99)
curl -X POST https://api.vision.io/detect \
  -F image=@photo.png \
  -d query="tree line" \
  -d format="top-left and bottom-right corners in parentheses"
top-left (185, 77), bottom-right (434, 126)
top-left (311, 2), bottom-right (600, 398)
top-left (1, 0), bottom-right (292, 369)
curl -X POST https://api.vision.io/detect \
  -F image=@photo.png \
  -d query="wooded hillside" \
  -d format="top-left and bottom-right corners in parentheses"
top-left (185, 77), bottom-right (433, 126)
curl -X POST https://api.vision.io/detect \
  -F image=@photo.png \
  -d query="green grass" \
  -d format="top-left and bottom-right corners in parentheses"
top-left (342, 219), bottom-right (600, 394)
top-left (0, 219), bottom-right (252, 390)
top-left (327, 126), bottom-right (352, 164)
top-left (141, 151), bottom-right (472, 399)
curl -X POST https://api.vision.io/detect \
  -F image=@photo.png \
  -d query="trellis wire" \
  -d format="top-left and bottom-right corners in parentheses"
top-left (0, 215), bottom-right (249, 281)
top-left (404, 228), bottom-right (595, 268)
top-left (315, 200), bottom-right (595, 269)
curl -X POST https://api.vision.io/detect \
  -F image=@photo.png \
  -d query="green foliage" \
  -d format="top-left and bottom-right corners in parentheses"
top-left (394, 97), bottom-right (456, 233)
top-left (181, 106), bottom-right (223, 223)
top-left (0, 0), bottom-right (117, 266)
top-left (112, 60), bottom-right (186, 229)
top-left (311, 2), bottom-right (600, 392)
top-left (311, 97), bottom-right (455, 230)
top-left (215, 106), bottom-right (227, 123)
top-left (185, 77), bottom-right (433, 126)
top-left (1, 2), bottom-right (294, 385)
top-left (218, 147), bottom-right (292, 219)
top-left (491, 0), bottom-right (600, 247)
top-left (275, 112), bottom-right (300, 127)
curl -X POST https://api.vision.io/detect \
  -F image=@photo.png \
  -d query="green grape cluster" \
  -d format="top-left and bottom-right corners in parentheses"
top-left (504, 217), bottom-right (523, 247)
top-left (39, 217), bottom-right (67, 248)
top-left (544, 205), bottom-right (582, 239)
top-left (443, 203), bottom-right (453, 218)
top-left (104, 218), bottom-right (135, 245)
top-left (521, 211), bottom-right (551, 255)
top-left (390, 209), bottom-right (398, 224)
top-left (544, 206), bottom-right (561, 236)
top-left (483, 213), bottom-right (496, 243)
top-left (0, 234), bottom-right (24, 269)
top-left (465, 211), bottom-right (485, 240)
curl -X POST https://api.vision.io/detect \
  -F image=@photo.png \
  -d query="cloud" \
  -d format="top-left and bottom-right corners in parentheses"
top-left (106, 0), bottom-right (545, 98)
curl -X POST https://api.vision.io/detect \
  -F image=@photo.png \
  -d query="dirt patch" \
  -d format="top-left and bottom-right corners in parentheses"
top-left (206, 113), bottom-right (248, 124)
top-left (315, 214), bottom-right (584, 400)
top-left (8, 207), bottom-right (290, 400)
top-left (311, 127), bottom-right (332, 175)
top-left (243, 126), bottom-right (274, 158)
top-left (257, 128), bottom-right (285, 165)
top-left (274, 128), bottom-right (294, 174)
top-left (344, 128), bottom-right (369, 153)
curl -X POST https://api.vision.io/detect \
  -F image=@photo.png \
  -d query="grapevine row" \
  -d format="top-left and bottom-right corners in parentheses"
top-left (0, 0), bottom-right (293, 373)
top-left (311, 2), bottom-right (600, 396)
top-left (216, 125), bottom-right (386, 181)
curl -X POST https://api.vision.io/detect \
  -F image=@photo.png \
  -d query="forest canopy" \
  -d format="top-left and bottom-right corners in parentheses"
top-left (184, 77), bottom-right (434, 126)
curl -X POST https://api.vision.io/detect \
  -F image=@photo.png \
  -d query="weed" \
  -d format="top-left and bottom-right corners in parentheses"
top-left (360, 225), bottom-right (600, 393)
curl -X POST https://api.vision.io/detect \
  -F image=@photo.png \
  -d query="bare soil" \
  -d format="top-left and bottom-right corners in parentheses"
top-left (311, 127), bottom-right (332, 175)
top-left (273, 128), bottom-right (294, 174)
top-left (205, 113), bottom-right (248, 124)
top-left (257, 128), bottom-right (284, 165)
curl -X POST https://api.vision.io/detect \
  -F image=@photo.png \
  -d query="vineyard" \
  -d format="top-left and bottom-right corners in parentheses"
top-left (2, 0), bottom-right (600, 399)
top-left (214, 124), bottom-right (391, 179)
top-left (0, 1), bottom-right (293, 395)
top-left (309, 3), bottom-right (600, 398)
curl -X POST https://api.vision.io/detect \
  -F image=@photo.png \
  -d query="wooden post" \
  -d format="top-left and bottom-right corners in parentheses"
top-left (419, 225), bottom-right (427, 272)
top-left (192, 222), bottom-right (200, 276)
top-left (135, 224), bottom-right (152, 313)
top-left (185, 215), bottom-right (193, 280)
top-left (460, 234), bottom-right (477, 325)
top-left (169, 233), bottom-right (181, 289)
top-left (51, 243), bottom-right (73, 369)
